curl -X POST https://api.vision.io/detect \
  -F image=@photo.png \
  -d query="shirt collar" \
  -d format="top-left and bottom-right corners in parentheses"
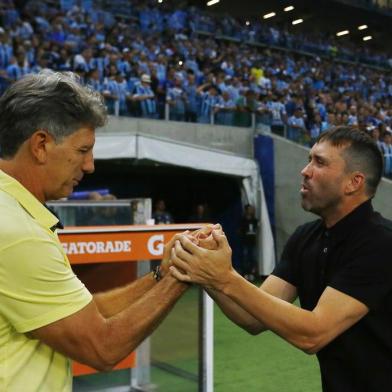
top-left (0, 169), bottom-right (59, 231)
top-left (325, 199), bottom-right (374, 241)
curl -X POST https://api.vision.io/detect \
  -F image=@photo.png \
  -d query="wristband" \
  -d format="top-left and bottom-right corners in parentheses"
top-left (152, 265), bottom-right (161, 281)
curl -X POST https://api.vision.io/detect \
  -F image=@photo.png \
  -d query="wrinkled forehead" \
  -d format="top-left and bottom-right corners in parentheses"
top-left (310, 140), bottom-right (349, 163)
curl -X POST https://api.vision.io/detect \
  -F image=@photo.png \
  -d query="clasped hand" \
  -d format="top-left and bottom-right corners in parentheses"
top-left (161, 224), bottom-right (233, 291)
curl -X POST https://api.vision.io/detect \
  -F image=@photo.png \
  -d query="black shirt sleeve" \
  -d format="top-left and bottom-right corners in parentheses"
top-left (330, 231), bottom-right (392, 310)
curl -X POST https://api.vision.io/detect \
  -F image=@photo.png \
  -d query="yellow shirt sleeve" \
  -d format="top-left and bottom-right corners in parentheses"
top-left (0, 237), bottom-right (92, 333)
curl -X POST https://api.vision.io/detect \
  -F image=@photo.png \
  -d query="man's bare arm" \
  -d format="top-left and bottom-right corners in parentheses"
top-left (218, 273), bottom-right (368, 353)
top-left (206, 275), bottom-right (297, 334)
top-left (93, 273), bottom-right (156, 317)
top-left (30, 233), bottom-right (189, 370)
top-left (181, 225), bottom-right (298, 335)
top-left (170, 232), bottom-right (368, 354)
top-left (93, 232), bottom-right (185, 317)
top-left (31, 274), bottom-right (188, 371)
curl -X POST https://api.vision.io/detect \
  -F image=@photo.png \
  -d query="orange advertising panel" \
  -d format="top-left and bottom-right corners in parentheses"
top-left (60, 230), bottom-right (178, 264)
top-left (58, 224), bottom-right (203, 264)
top-left (73, 352), bottom-right (136, 376)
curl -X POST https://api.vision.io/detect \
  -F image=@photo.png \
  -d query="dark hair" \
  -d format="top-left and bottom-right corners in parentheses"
top-left (317, 126), bottom-right (383, 197)
top-left (0, 70), bottom-right (107, 158)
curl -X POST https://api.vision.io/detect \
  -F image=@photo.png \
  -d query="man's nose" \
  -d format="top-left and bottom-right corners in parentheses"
top-left (301, 162), bottom-right (312, 178)
top-left (83, 151), bottom-right (95, 174)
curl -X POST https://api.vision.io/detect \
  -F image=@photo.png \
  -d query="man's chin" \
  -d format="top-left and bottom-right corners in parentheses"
top-left (301, 202), bottom-right (324, 217)
top-left (301, 198), bottom-right (314, 213)
top-left (56, 185), bottom-right (74, 201)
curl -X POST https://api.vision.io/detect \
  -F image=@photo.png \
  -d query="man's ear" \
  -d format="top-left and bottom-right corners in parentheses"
top-left (345, 172), bottom-right (365, 195)
top-left (29, 130), bottom-right (54, 164)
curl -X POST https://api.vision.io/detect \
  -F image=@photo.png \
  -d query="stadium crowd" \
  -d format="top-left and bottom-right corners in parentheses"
top-left (0, 0), bottom-right (391, 176)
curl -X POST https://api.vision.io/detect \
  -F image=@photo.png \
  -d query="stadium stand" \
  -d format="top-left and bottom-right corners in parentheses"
top-left (0, 0), bottom-right (391, 175)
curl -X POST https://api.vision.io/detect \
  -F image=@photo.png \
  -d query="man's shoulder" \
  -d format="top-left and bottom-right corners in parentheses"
top-left (293, 219), bottom-right (323, 236)
top-left (371, 212), bottom-right (392, 237)
top-left (284, 219), bottom-right (322, 248)
top-left (0, 192), bottom-right (47, 245)
top-left (0, 191), bottom-right (24, 220)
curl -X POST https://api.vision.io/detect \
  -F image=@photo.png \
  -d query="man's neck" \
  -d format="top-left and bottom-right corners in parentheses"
top-left (322, 197), bottom-right (369, 228)
top-left (0, 159), bottom-right (45, 203)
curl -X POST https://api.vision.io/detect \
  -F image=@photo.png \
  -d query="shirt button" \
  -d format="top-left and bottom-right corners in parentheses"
top-left (323, 247), bottom-right (328, 254)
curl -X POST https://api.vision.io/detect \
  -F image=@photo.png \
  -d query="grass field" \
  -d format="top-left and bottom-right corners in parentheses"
top-left (214, 305), bottom-right (321, 392)
top-left (151, 286), bottom-right (322, 392)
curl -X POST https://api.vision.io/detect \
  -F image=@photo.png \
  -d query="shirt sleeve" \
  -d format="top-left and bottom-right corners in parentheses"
top-left (0, 237), bottom-right (93, 333)
top-left (329, 234), bottom-right (392, 310)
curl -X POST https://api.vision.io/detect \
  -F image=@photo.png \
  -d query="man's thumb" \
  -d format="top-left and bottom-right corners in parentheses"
top-left (212, 229), bottom-right (228, 248)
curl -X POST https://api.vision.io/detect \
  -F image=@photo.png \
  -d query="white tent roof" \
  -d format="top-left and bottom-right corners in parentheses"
top-left (94, 134), bottom-right (275, 274)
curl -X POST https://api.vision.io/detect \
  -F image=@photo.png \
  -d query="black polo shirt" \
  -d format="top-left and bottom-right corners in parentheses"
top-left (273, 200), bottom-right (392, 392)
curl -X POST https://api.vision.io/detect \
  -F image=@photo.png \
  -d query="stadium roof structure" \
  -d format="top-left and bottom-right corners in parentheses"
top-left (190, 0), bottom-right (392, 54)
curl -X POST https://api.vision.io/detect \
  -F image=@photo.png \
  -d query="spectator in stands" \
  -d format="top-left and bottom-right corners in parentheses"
top-left (287, 107), bottom-right (307, 144)
top-left (53, 47), bottom-right (72, 71)
top-left (266, 93), bottom-right (287, 135)
top-left (117, 48), bottom-right (132, 78)
top-left (86, 68), bottom-right (103, 93)
top-left (131, 73), bottom-right (158, 119)
top-left (73, 47), bottom-right (94, 73)
top-left (101, 65), bottom-right (120, 115)
top-left (369, 126), bottom-right (383, 150)
top-left (152, 199), bottom-right (174, 224)
top-left (286, 93), bottom-right (304, 118)
top-left (197, 82), bottom-right (219, 124)
top-left (114, 71), bottom-right (132, 116)
top-left (166, 76), bottom-right (186, 122)
top-left (347, 105), bottom-right (359, 126)
top-left (380, 130), bottom-right (392, 177)
top-left (86, 193), bottom-right (124, 226)
top-left (234, 89), bottom-right (256, 128)
top-left (0, 29), bottom-right (13, 69)
top-left (238, 204), bottom-right (259, 281)
top-left (6, 52), bottom-right (30, 81)
top-left (183, 71), bottom-right (198, 123)
top-left (309, 113), bottom-right (324, 146)
top-left (74, 64), bottom-right (87, 85)
top-left (189, 203), bottom-right (211, 223)
top-left (215, 90), bottom-right (236, 126)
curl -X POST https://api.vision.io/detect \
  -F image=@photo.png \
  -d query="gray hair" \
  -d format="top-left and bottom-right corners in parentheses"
top-left (0, 70), bottom-right (107, 158)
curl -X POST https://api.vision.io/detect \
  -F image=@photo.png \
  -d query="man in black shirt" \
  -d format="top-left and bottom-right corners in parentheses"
top-left (239, 204), bottom-right (259, 280)
top-left (169, 127), bottom-right (392, 391)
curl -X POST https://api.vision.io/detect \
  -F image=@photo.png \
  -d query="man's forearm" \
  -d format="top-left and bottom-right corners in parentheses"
top-left (206, 287), bottom-right (266, 334)
top-left (221, 270), bottom-right (321, 351)
top-left (97, 275), bottom-right (189, 367)
top-left (32, 273), bottom-right (190, 371)
top-left (93, 272), bottom-right (156, 317)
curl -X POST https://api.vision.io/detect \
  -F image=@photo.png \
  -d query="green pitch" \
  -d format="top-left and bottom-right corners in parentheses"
top-left (151, 286), bottom-right (321, 391)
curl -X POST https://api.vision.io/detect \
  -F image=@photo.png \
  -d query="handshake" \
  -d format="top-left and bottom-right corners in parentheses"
top-left (159, 224), bottom-right (233, 291)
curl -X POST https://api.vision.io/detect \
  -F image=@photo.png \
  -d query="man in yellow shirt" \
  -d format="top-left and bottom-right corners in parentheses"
top-left (0, 70), bottom-right (188, 391)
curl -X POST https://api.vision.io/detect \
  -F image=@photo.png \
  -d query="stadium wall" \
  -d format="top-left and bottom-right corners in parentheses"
top-left (100, 116), bottom-right (254, 158)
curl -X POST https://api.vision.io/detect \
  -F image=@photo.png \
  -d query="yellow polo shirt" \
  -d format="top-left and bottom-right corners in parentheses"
top-left (0, 170), bottom-right (92, 391)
